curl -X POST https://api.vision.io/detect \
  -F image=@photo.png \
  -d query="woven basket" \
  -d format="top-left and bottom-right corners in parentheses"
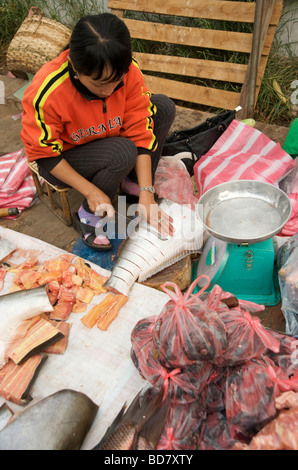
top-left (6, 8), bottom-right (71, 75)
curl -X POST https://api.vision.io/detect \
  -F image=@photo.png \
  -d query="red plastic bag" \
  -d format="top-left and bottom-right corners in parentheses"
top-left (232, 407), bottom-right (298, 450)
top-left (199, 410), bottom-right (237, 450)
top-left (224, 355), bottom-right (298, 440)
top-left (152, 277), bottom-right (227, 367)
top-left (153, 157), bottom-right (198, 210)
top-left (267, 330), bottom-right (298, 377)
top-left (201, 367), bottom-right (227, 413)
top-left (131, 338), bottom-right (213, 404)
top-left (156, 400), bottom-right (205, 450)
top-left (211, 308), bottom-right (280, 367)
top-left (130, 315), bottom-right (156, 370)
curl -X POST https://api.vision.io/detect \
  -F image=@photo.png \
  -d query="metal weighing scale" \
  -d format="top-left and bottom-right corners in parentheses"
top-left (195, 180), bottom-right (292, 306)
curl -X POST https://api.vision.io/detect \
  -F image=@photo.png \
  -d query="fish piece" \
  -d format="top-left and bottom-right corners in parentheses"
top-left (97, 294), bottom-right (128, 331)
top-left (0, 237), bottom-right (16, 262)
top-left (76, 264), bottom-right (92, 285)
top-left (0, 354), bottom-right (48, 405)
top-left (71, 274), bottom-right (83, 287)
top-left (47, 290), bottom-right (58, 306)
top-left (13, 258), bottom-right (39, 272)
top-left (81, 293), bottom-right (115, 329)
top-left (47, 280), bottom-right (60, 292)
top-left (115, 257), bottom-right (144, 279)
top-left (76, 286), bottom-right (95, 304)
top-left (108, 265), bottom-right (137, 286)
top-left (43, 321), bottom-right (71, 354)
top-left (57, 285), bottom-right (76, 303)
top-left (88, 270), bottom-right (109, 292)
top-left (0, 389), bottom-right (98, 450)
top-left (0, 403), bottom-right (13, 431)
top-left (37, 270), bottom-right (62, 285)
top-left (104, 200), bottom-right (204, 296)
top-left (9, 284), bottom-right (24, 293)
top-left (49, 300), bottom-right (73, 321)
top-left (43, 255), bottom-right (71, 273)
top-left (72, 300), bottom-right (87, 313)
top-left (8, 317), bottom-right (64, 364)
top-left (18, 270), bottom-right (41, 289)
top-left (61, 270), bottom-right (74, 288)
top-left (0, 286), bottom-right (53, 365)
top-left (93, 386), bottom-right (169, 450)
top-left (105, 277), bottom-right (131, 296)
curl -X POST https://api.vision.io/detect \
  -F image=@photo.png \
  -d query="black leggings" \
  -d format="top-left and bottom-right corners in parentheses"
top-left (37, 94), bottom-right (176, 211)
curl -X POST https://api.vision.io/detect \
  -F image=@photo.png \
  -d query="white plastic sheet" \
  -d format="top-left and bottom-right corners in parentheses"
top-left (0, 227), bottom-right (169, 449)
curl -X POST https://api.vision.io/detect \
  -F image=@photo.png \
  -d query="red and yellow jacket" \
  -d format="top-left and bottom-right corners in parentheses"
top-left (21, 49), bottom-right (157, 162)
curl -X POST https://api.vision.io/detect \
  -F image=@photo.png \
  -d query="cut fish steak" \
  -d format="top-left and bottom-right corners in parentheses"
top-left (104, 200), bottom-right (204, 296)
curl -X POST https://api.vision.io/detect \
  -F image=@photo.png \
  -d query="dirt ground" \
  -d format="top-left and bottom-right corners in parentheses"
top-left (0, 74), bottom-right (290, 332)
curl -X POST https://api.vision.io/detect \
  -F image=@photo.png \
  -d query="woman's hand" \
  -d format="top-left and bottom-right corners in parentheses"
top-left (138, 191), bottom-right (174, 237)
top-left (85, 185), bottom-right (114, 217)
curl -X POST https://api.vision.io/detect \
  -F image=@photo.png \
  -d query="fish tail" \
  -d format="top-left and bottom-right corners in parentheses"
top-left (92, 404), bottom-right (126, 450)
top-left (93, 387), bottom-right (167, 451)
top-left (137, 389), bottom-right (171, 449)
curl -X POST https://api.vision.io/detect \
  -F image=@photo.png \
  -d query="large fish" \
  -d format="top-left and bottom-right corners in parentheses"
top-left (93, 386), bottom-right (170, 450)
top-left (104, 200), bottom-right (204, 296)
top-left (0, 389), bottom-right (98, 450)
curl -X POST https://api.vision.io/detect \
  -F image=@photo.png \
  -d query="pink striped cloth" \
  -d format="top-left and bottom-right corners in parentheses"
top-left (0, 149), bottom-right (36, 214)
top-left (194, 120), bottom-right (294, 198)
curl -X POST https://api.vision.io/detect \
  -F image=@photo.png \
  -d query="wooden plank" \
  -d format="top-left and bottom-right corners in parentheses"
top-left (239, 0), bottom-right (283, 117)
top-left (110, 0), bottom-right (283, 112)
top-left (134, 52), bottom-right (248, 84)
top-left (109, 0), bottom-right (258, 23)
top-left (124, 18), bottom-right (253, 53)
top-left (143, 75), bottom-right (241, 110)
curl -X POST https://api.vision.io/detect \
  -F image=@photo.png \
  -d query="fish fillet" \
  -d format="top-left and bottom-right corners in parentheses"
top-left (104, 200), bottom-right (204, 296)
top-left (0, 354), bottom-right (48, 405)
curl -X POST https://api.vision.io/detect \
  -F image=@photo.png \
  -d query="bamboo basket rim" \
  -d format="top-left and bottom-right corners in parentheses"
top-left (6, 8), bottom-right (71, 74)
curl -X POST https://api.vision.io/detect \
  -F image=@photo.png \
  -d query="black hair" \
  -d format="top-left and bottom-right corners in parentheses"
top-left (69, 13), bottom-right (132, 81)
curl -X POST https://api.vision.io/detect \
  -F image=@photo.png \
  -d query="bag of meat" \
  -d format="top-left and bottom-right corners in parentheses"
top-left (131, 337), bottom-right (213, 404)
top-left (225, 355), bottom-right (298, 441)
top-left (130, 315), bottom-right (157, 370)
top-left (199, 410), bottom-right (237, 450)
top-left (156, 400), bottom-right (206, 450)
top-left (211, 308), bottom-right (280, 367)
top-left (232, 406), bottom-right (298, 450)
top-left (201, 367), bottom-right (227, 413)
top-left (267, 330), bottom-right (298, 377)
top-left (152, 277), bottom-right (227, 367)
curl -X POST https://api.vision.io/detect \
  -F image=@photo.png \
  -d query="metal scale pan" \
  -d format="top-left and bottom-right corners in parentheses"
top-left (195, 180), bottom-right (292, 304)
top-left (196, 180), bottom-right (292, 244)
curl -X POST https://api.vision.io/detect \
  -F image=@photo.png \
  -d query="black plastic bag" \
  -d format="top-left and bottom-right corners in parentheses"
top-left (162, 110), bottom-right (236, 175)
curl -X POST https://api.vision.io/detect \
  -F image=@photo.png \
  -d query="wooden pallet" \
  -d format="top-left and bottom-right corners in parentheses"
top-left (108, 0), bottom-right (283, 117)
